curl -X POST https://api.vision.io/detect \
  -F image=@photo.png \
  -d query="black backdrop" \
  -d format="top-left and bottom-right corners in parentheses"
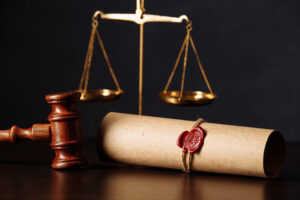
top-left (1, 0), bottom-right (299, 141)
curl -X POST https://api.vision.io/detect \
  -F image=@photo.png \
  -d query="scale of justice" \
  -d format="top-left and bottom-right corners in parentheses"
top-left (77, 0), bottom-right (217, 115)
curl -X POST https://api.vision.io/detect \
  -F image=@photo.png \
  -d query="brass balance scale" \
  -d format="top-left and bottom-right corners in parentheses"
top-left (78, 0), bottom-right (217, 115)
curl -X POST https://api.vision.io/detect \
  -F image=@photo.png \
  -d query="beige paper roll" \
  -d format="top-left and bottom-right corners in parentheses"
top-left (98, 112), bottom-right (286, 178)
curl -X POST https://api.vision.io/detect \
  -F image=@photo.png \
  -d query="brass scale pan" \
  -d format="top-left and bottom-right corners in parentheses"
top-left (78, 89), bottom-right (123, 102)
top-left (78, 14), bottom-right (124, 103)
top-left (159, 91), bottom-right (216, 106)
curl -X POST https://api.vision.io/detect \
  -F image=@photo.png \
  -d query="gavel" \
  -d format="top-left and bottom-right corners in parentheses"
top-left (0, 91), bottom-right (87, 169)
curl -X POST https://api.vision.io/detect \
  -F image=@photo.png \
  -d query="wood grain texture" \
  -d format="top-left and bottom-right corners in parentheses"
top-left (0, 124), bottom-right (51, 143)
top-left (46, 91), bottom-right (88, 169)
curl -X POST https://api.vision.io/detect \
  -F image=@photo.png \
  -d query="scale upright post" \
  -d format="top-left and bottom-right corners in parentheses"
top-left (96, 0), bottom-right (189, 114)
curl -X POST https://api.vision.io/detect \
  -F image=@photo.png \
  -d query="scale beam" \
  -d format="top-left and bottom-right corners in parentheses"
top-left (93, 0), bottom-right (189, 25)
top-left (98, 12), bottom-right (189, 24)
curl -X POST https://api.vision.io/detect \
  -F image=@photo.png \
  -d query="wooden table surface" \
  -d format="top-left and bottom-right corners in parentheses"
top-left (0, 139), bottom-right (299, 200)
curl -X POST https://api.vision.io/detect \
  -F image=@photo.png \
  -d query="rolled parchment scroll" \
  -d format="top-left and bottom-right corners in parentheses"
top-left (98, 112), bottom-right (286, 178)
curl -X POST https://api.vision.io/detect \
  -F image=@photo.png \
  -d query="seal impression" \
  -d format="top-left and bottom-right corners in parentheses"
top-left (177, 126), bottom-right (205, 154)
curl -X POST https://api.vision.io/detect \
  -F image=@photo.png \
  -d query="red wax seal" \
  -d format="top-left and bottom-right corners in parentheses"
top-left (177, 126), bottom-right (206, 154)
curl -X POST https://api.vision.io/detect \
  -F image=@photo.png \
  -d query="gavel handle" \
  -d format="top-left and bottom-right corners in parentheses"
top-left (0, 124), bottom-right (51, 143)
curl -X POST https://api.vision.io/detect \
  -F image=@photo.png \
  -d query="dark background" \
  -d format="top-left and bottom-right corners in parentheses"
top-left (1, 0), bottom-right (299, 141)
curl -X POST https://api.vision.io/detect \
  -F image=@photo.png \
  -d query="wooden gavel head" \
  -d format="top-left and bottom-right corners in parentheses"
top-left (45, 91), bottom-right (87, 169)
top-left (0, 91), bottom-right (87, 169)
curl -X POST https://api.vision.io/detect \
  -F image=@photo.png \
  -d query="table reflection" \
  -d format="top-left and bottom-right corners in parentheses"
top-left (49, 164), bottom-right (284, 200)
